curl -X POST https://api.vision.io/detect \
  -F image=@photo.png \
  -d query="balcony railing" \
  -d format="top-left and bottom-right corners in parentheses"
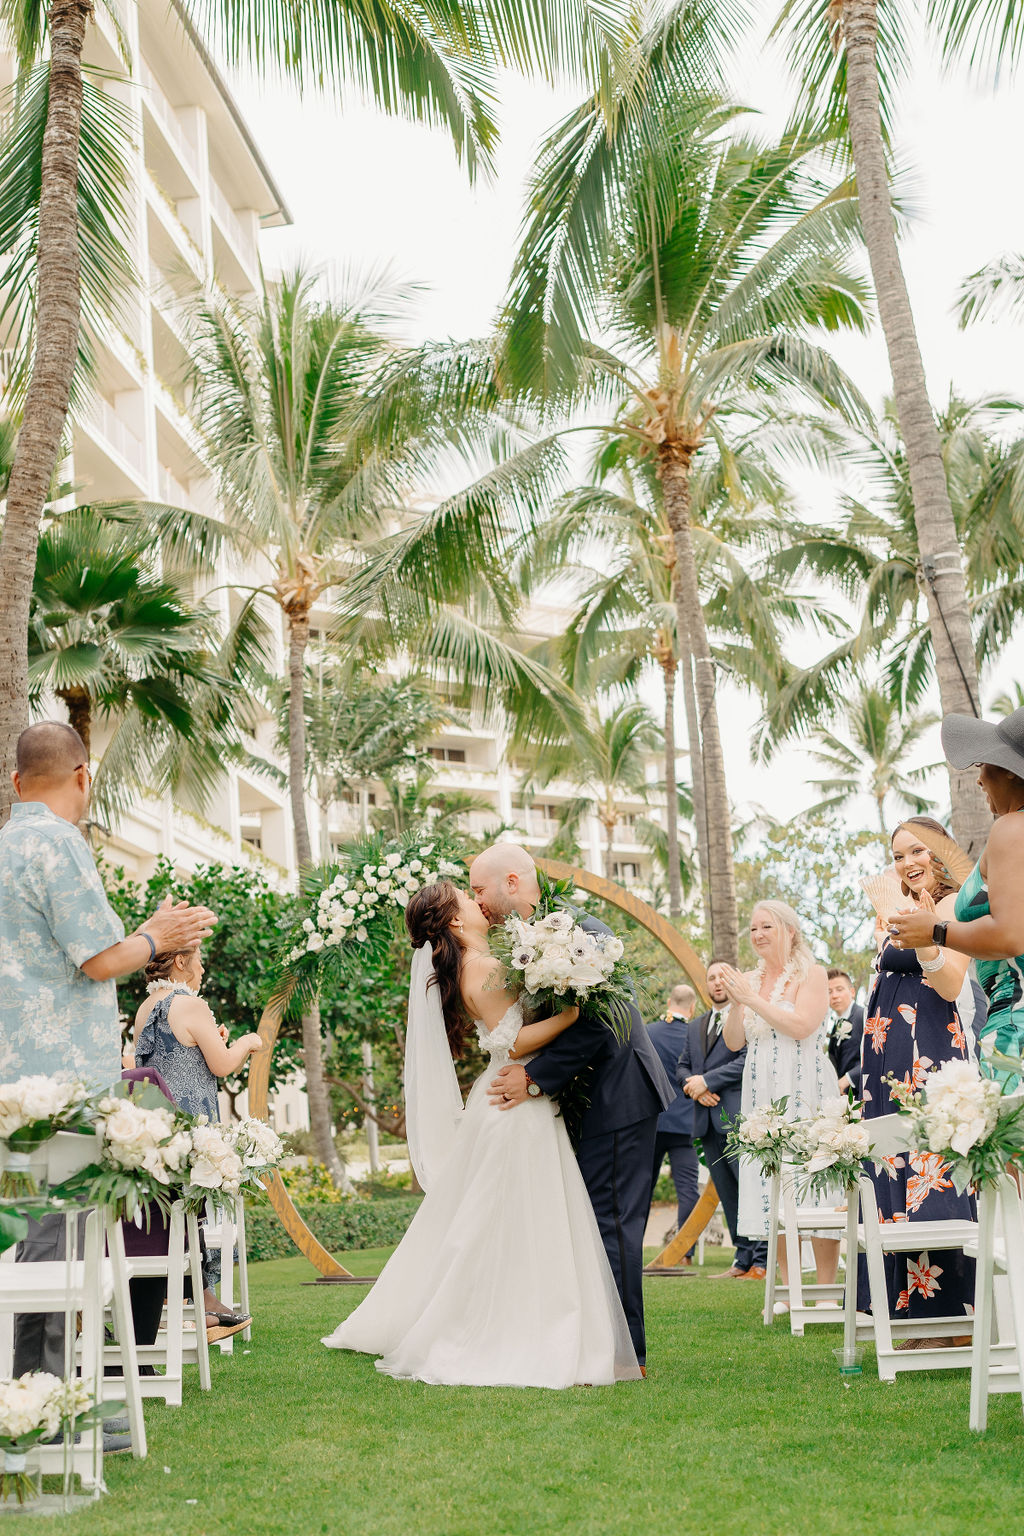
top-left (210, 179), bottom-right (256, 271)
top-left (157, 464), bottom-right (189, 506)
top-left (86, 397), bottom-right (146, 478)
top-left (139, 62), bottom-right (199, 177)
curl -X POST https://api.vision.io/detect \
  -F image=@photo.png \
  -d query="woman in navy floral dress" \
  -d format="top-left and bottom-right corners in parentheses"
top-left (858, 818), bottom-right (986, 1338)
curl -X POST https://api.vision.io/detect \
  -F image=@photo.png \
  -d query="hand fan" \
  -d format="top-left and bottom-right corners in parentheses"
top-left (860, 872), bottom-right (909, 920)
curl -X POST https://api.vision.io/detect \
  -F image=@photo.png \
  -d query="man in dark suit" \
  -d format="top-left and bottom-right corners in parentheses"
top-left (647, 983), bottom-right (699, 1262)
top-left (473, 844), bottom-right (675, 1371)
top-left (678, 958), bottom-right (764, 1278)
top-left (826, 969), bottom-right (865, 1093)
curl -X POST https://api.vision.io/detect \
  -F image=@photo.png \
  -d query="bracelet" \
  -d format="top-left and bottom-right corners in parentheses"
top-left (136, 930), bottom-right (156, 963)
top-left (919, 952), bottom-right (946, 973)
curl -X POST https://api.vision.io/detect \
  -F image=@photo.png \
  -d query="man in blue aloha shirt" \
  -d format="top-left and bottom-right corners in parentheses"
top-left (1, 721), bottom-right (216, 1381)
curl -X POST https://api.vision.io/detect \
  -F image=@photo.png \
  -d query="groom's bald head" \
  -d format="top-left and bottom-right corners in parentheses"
top-left (469, 842), bottom-right (541, 923)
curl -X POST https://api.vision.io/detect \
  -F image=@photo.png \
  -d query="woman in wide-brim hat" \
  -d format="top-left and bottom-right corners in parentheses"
top-left (887, 706), bottom-right (1024, 1078)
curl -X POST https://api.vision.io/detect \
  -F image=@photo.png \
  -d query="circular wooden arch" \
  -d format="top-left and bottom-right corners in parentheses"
top-left (247, 858), bottom-right (709, 1278)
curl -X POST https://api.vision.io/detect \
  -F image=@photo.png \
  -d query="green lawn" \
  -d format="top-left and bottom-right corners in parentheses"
top-left (40, 1246), bottom-right (1024, 1536)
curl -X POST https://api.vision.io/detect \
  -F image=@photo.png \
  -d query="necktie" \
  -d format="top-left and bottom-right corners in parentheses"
top-left (707, 1011), bottom-right (721, 1047)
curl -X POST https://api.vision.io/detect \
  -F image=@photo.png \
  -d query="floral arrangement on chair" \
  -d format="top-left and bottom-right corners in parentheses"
top-left (886, 1056), bottom-right (1024, 1193)
top-left (788, 1096), bottom-right (872, 1196)
top-left (0, 1375), bottom-right (119, 1505)
top-left (724, 1098), bottom-right (802, 1178)
top-left (0, 1078), bottom-right (93, 1198)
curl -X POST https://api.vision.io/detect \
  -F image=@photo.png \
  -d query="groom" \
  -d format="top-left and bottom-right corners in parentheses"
top-left (470, 844), bottom-right (675, 1371)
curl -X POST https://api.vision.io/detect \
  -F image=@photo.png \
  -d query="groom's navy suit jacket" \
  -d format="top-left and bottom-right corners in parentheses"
top-left (677, 1009), bottom-right (746, 1140)
top-left (523, 911), bottom-right (676, 1139)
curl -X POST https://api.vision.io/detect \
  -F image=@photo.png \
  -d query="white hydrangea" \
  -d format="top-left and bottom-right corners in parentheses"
top-left (188, 1124), bottom-right (244, 1194)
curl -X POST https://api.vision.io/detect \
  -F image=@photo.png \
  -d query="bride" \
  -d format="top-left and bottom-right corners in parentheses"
top-left (321, 879), bottom-right (642, 1387)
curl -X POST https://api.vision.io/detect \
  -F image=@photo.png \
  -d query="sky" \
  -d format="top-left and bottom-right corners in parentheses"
top-left (226, 7), bottom-right (1024, 836)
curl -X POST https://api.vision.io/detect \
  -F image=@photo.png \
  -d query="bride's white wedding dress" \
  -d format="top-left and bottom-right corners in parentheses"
top-left (321, 1004), bottom-right (641, 1388)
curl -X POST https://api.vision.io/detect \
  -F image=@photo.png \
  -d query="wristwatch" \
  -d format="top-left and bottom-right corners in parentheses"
top-left (524, 1071), bottom-right (542, 1098)
top-left (931, 921), bottom-right (949, 947)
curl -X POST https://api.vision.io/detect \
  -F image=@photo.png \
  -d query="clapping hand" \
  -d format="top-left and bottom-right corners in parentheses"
top-left (718, 964), bottom-right (755, 1008)
top-left (885, 889), bottom-right (937, 951)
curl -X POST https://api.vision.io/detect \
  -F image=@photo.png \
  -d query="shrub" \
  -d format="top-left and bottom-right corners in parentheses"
top-left (244, 1196), bottom-right (422, 1262)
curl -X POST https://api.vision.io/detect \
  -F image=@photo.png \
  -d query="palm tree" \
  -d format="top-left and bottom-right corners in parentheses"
top-left (523, 700), bottom-right (661, 874)
top-left (27, 505), bottom-right (265, 821)
top-left (804, 684), bottom-right (939, 843)
top-left (771, 0), bottom-right (1014, 855)
top-left (501, 28), bottom-right (871, 956)
top-left (757, 391), bottom-right (1024, 754)
top-left (991, 683), bottom-right (1024, 718)
top-left (0, 0), bottom-right (622, 818)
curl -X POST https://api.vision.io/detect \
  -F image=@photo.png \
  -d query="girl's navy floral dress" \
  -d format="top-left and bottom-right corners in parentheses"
top-left (857, 942), bottom-right (983, 1320)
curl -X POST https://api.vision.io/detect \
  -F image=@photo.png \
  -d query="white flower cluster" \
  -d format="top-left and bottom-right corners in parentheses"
top-left (96, 1098), bottom-right (192, 1186)
top-left (507, 910), bottom-right (623, 995)
top-left (288, 844), bottom-right (464, 961)
top-left (0, 1077), bottom-right (87, 1139)
top-left (914, 1058), bottom-right (1002, 1158)
top-left (0, 1374), bottom-right (91, 1443)
top-left (186, 1123), bottom-right (244, 1195)
top-left (227, 1116), bottom-right (283, 1171)
top-left (792, 1096), bottom-right (871, 1176)
top-left (732, 1103), bottom-right (793, 1153)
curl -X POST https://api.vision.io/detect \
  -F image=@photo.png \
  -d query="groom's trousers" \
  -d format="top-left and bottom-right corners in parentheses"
top-left (577, 1113), bottom-right (659, 1367)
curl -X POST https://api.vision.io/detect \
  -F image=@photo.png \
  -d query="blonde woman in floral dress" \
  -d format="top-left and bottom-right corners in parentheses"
top-left (720, 901), bottom-right (839, 1292)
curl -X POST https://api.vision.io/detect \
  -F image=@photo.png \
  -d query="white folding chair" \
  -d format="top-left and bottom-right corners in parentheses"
top-left (204, 1195), bottom-right (251, 1355)
top-left (763, 1168), bottom-right (848, 1335)
top-left (114, 1202), bottom-right (211, 1405)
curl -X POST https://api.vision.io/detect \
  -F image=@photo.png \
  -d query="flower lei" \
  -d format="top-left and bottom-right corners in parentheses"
top-left (743, 956), bottom-right (803, 1044)
top-left (145, 980), bottom-right (200, 997)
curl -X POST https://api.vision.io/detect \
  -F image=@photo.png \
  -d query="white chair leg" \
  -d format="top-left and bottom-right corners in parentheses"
top-left (843, 1195), bottom-right (860, 1358)
top-left (164, 1204), bottom-right (186, 1406)
top-left (999, 1179), bottom-right (1024, 1427)
top-left (78, 1212), bottom-right (106, 1489)
top-left (105, 1214), bottom-right (147, 1460)
top-left (970, 1184), bottom-right (999, 1432)
top-left (860, 1180), bottom-right (897, 1380)
top-left (782, 1172), bottom-right (805, 1335)
top-left (763, 1172), bottom-right (780, 1325)
top-left (186, 1208), bottom-right (212, 1391)
top-left (235, 1197), bottom-right (251, 1341)
top-left (218, 1201), bottom-right (236, 1356)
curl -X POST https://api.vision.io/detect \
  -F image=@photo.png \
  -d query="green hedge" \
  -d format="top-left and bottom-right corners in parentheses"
top-left (244, 1196), bottom-right (423, 1262)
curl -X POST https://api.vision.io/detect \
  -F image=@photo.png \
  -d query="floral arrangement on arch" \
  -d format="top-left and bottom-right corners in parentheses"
top-left (0, 1374), bottom-right (119, 1504)
top-left (886, 1055), bottom-right (1024, 1193)
top-left (277, 830), bottom-right (467, 1003)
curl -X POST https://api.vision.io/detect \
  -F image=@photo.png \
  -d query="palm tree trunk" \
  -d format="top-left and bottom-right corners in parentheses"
top-left (661, 654), bottom-right (683, 918)
top-left (56, 685), bottom-right (91, 757)
top-left (0, 0), bottom-right (92, 823)
top-left (838, 0), bottom-right (990, 857)
top-left (678, 626), bottom-right (709, 914)
top-left (285, 607), bottom-right (347, 1188)
top-left (661, 443), bottom-right (738, 962)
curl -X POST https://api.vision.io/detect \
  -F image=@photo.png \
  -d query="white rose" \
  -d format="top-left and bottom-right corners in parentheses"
top-left (408, 860), bottom-right (423, 873)
top-left (386, 853), bottom-right (403, 868)
top-left (343, 891), bottom-right (360, 907)
top-left (307, 933), bottom-right (325, 952)
top-left (339, 909), bottom-right (356, 928)
top-left (302, 918), bottom-right (314, 934)
top-left (601, 936), bottom-right (624, 962)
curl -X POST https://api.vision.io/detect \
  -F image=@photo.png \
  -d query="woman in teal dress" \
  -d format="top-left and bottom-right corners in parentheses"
top-left (888, 706), bottom-right (1024, 1078)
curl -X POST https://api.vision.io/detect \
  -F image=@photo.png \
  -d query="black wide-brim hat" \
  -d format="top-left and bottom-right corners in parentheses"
top-left (941, 705), bottom-right (1024, 779)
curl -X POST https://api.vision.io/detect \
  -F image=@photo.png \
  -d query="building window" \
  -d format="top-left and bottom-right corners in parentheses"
top-left (613, 862), bottom-right (639, 882)
top-left (429, 747), bottom-right (467, 764)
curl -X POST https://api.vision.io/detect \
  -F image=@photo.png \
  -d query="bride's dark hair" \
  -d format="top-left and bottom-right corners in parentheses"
top-left (405, 880), bottom-right (472, 1057)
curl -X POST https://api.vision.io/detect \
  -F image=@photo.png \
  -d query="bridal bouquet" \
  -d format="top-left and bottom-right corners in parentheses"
top-left (789, 1096), bottom-right (872, 1195)
top-left (725, 1098), bottom-right (801, 1177)
top-left (277, 830), bottom-right (467, 1004)
top-left (0, 1077), bottom-right (93, 1198)
top-left (886, 1057), bottom-right (1023, 1192)
top-left (488, 902), bottom-right (633, 1044)
top-left (0, 1375), bottom-right (116, 1505)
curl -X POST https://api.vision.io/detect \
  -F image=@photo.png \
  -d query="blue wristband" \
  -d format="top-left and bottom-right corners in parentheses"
top-left (137, 930), bottom-right (156, 963)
